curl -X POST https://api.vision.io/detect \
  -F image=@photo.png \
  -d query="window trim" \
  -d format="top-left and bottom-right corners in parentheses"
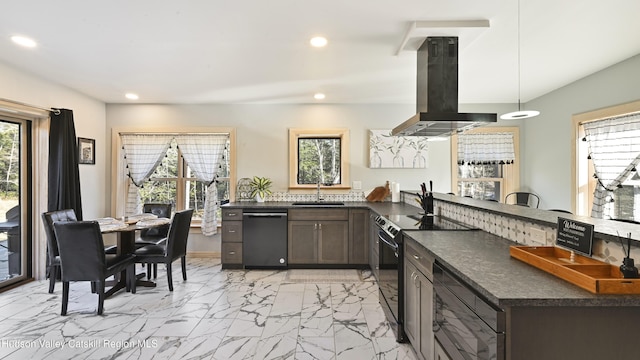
top-left (288, 128), bottom-right (350, 189)
top-left (450, 127), bottom-right (520, 201)
top-left (111, 127), bottom-right (236, 220)
top-left (572, 99), bottom-right (640, 216)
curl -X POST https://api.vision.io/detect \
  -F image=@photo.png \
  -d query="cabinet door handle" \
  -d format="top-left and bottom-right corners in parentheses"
top-left (228, 230), bottom-right (236, 233)
top-left (413, 254), bottom-right (420, 260)
top-left (314, 223), bottom-right (317, 230)
top-left (229, 251), bottom-right (236, 255)
top-left (228, 213), bottom-right (236, 216)
top-left (318, 223), bottom-right (322, 230)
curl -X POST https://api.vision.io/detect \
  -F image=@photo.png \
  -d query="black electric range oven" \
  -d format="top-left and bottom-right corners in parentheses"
top-left (374, 214), bottom-right (478, 343)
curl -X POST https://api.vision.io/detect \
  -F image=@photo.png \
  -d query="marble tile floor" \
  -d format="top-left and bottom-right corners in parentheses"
top-left (0, 258), bottom-right (417, 360)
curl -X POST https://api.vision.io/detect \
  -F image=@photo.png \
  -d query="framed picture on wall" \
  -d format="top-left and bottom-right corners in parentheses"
top-left (369, 129), bottom-right (429, 168)
top-left (78, 137), bottom-right (95, 165)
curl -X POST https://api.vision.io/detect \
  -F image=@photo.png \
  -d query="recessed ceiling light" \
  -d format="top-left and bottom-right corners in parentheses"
top-left (310, 36), bottom-right (328, 47)
top-left (11, 35), bottom-right (37, 48)
top-left (314, 93), bottom-right (326, 100)
top-left (125, 93), bottom-right (139, 100)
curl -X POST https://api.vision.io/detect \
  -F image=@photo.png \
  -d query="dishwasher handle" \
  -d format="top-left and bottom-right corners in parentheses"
top-left (243, 213), bottom-right (288, 217)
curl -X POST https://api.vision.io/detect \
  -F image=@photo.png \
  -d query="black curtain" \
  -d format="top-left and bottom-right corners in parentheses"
top-left (48, 109), bottom-right (83, 220)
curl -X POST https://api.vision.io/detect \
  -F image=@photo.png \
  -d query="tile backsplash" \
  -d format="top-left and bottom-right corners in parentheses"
top-left (430, 199), bottom-right (634, 266)
top-left (244, 191), bottom-right (367, 203)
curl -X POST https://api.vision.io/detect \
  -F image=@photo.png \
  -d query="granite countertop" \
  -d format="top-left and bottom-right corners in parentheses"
top-left (404, 230), bottom-right (640, 308)
top-left (222, 201), bottom-right (421, 216)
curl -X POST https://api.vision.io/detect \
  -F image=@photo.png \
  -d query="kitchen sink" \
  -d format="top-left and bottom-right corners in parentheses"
top-left (291, 201), bottom-right (345, 206)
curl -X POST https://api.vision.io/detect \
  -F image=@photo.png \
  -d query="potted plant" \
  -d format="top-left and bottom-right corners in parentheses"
top-left (250, 176), bottom-right (272, 202)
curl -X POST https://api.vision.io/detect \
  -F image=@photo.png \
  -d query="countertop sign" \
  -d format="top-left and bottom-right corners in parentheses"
top-left (556, 217), bottom-right (594, 256)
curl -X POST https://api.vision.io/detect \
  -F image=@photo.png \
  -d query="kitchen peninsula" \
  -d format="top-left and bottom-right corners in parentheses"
top-left (222, 193), bottom-right (640, 360)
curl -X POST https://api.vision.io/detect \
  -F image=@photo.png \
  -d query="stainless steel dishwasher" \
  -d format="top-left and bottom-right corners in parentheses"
top-left (242, 209), bottom-right (288, 268)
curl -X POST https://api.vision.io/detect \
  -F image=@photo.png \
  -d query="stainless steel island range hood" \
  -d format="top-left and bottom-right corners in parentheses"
top-left (392, 37), bottom-right (496, 137)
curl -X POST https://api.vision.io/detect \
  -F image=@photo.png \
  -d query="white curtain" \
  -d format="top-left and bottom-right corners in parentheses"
top-left (175, 134), bottom-right (228, 236)
top-left (120, 134), bottom-right (174, 215)
top-left (583, 113), bottom-right (640, 218)
top-left (457, 133), bottom-right (515, 165)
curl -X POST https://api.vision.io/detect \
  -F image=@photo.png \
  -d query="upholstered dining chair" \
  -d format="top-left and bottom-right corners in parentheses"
top-left (42, 209), bottom-right (118, 293)
top-left (134, 209), bottom-right (193, 291)
top-left (53, 221), bottom-right (137, 315)
top-left (135, 203), bottom-right (172, 247)
top-left (505, 192), bottom-right (540, 208)
top-left (135, 203), bottom-right (173, 278)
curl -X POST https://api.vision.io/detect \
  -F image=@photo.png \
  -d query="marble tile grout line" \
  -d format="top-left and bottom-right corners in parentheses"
top-left (0, 258), bottom-right (417, 360)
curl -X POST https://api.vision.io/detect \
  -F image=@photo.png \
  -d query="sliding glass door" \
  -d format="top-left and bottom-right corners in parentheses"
top-left (0, 118), bottom-right (31, 287)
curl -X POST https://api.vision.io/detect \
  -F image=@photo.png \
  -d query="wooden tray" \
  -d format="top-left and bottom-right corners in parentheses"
top-left (510, 246), bottom-right (640, 294)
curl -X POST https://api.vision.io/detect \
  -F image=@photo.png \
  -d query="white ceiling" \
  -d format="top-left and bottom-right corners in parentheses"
top-left (2, 0), bottom-right (640, 105)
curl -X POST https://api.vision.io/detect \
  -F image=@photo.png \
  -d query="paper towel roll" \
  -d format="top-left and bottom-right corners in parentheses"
top-left (391, 182), bottom-right (400, 202)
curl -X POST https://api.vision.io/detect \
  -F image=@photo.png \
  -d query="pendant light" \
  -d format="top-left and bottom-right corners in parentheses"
top-left (500, 0), bottom-right (540, 120)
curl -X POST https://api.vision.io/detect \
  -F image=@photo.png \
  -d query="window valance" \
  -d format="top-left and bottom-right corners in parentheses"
top-left (457, 132), bottom-right (515, 165)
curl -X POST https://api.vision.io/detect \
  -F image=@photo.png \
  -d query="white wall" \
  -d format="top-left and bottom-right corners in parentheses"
top-left (521, 53), bottom-right (640, 211)
top-left (105, 103), bottom-right (473, 204)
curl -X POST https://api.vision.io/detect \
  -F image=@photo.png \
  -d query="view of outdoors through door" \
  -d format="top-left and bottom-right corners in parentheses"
top-left (0, 119), bottom-right (27, 286)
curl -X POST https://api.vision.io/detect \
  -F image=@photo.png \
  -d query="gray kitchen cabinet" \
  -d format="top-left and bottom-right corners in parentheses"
top-left (221, 208), bottom-right (243, 268)
top-left (288, 220), bottom-right (317, 264)
top-left (404, 238), bottom-right (434, 360)
top-left (318, 221), bottom-right (349, 264)
top-left (348, 209), bottom-right (369, 264)
top-left (288, 208), bottom-right (349, 264)
top-left (369, 213), bottom-right (379, 280)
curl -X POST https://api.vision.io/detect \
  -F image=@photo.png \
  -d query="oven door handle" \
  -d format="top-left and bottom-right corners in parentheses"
top-left (378, 231), bottom-right (399, 252)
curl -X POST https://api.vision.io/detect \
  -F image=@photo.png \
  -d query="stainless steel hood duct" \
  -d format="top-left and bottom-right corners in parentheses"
top-left (392, 37), bottom-right (496, 137)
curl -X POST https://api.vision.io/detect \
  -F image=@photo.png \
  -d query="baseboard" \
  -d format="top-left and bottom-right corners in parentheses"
top-left (187, 251), bottom-right (220, 258)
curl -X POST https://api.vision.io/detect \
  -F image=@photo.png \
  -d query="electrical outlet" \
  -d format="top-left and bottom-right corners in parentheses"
top-left (529, 227), bottom-right (546, 245)
top-left (352, 180), bottom-right (362, 190)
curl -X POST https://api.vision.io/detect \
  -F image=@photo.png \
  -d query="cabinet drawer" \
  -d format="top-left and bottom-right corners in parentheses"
top-left (405, 238), bottom-right (434, 280)
top-left (221, 243), bottom-right (243, 264)
top-left (222, 208), bottom-right (243, 221)
top-left (289, 208), bottom-right (349, 221)
top-left (221, 221), bottom-right (243, 242)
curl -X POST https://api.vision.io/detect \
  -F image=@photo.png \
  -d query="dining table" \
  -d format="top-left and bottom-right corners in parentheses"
top-left (97, 214), bottom-right (172, 297)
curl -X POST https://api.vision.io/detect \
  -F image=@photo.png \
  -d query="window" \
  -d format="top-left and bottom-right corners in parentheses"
top-left (112, 128), bottom-right (235, 227)
top-left (138, 139), bottom-right (231, 221)
top-left (0, 118), bottom-right (30, 288)
top-left (289, 128), bottom-right (350, 189)
top-left (297, 137), bottom-right (341, 185)
top-left (457, 164), bottom-right (503, 200)
top-left (573, 100), bottom-right (640, 219)
top-left (451, 127), bottom-right (520, 201)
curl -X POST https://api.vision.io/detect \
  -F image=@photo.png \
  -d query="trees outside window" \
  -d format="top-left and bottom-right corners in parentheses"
top-left (136, 139), bottom-right (231, 222)
top-left (288, 129), bottom-right (350, 189)
top-left (297, 138), bottom-right (341, 185)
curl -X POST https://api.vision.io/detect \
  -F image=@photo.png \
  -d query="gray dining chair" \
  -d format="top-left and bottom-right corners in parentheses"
top-left (505, 192), bottom-right (540, 208)
top-left (53, 221), bottom-right (136, 315)
top-left (135, 209), bottom-right (193, 291)
top-left (42, 209), bottom-right (117, 293)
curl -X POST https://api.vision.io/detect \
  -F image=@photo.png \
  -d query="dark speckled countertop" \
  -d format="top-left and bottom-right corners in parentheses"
top-left (404, 230), bottom-right (640, 308)
top-left (224, 200), bottom-right (640, 308)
